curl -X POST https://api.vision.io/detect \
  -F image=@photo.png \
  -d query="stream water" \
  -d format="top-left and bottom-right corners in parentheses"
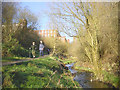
top-left (65, 63), bottom-right (114, 88)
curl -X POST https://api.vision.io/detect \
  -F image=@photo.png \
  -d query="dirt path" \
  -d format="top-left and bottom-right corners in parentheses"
top-left (2, 55), bottom-right (48, 66)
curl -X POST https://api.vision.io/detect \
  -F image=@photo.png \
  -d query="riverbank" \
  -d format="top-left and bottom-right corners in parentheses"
top-left (2, 56), bottom-right (80, 88)
top-left (58, 57), bottom-right (120, 88)
top-left (74, 64), bottom-right (119, 88)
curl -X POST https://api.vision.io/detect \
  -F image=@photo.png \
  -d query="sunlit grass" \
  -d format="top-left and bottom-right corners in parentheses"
top-left (2, 56), bottom-right (80, 88)
top-left (101, 70), bottom-right (119, 88)
top-left (2, 51), bottom-right (41, 63)
top-left (2, 57), bottom-right (27, 62)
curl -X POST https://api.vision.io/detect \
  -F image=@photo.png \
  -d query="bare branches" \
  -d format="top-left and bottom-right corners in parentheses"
top-left (45, 70), bottom-right (57, 88)
top-left (64, 3), bottom-right (85, 26)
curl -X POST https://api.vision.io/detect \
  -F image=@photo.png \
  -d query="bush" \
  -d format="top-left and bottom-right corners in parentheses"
top-left (11, 46), bottom-right (29, 57)
top-left (43, 37), bottom-right (68, 57)
top-left (55, 40), bottom-right (68, 57)
top-left (2, 39), bottom-right (29, 57)
top-left (2, 20), bottom-right (40, 57)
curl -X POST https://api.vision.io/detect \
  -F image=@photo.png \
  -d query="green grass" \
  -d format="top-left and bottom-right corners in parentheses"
top-left (2, 57), bottom-right (28, 63)
top-left (101, 70), bottom-right (120, 88)
top-left (2, 51), bottom-right (43, 63)
top-left (51, 56), bottom-right (77, 64)
top-left (2, 56), bottom-right (80, 88)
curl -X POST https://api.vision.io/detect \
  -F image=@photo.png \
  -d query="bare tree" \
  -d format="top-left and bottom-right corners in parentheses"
top-left (49, 2), bottom-right (119, 79)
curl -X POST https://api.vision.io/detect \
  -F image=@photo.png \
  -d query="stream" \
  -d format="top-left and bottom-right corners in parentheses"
top-left (65, 63), bottom-right (114, 88)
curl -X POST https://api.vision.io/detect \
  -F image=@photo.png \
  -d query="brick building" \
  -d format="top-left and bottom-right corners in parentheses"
top-left (34, 30), bottom-right (69, 43)
top-left (2, 18), bottom-right (70, 43)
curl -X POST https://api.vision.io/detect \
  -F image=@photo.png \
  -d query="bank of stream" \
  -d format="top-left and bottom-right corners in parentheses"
top-left (65, 63), bottom-right (115, 88)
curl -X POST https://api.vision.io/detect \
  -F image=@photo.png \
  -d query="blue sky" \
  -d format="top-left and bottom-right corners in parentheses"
top-left (20, 2), bottom-right (73, 42)
top-left (20, 2), bottom-right (50, 30)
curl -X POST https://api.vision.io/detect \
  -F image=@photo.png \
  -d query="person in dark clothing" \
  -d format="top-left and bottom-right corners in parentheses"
top-left (47, 48), bottom-right (50, 54)
top-left (29, 42), bottom-right (37, 58)
top-left (39, 41), bottom-right (44, 56)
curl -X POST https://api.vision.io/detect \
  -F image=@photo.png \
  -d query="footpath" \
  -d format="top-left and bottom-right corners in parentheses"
top-left (2, 55), bottom-right (48, 66)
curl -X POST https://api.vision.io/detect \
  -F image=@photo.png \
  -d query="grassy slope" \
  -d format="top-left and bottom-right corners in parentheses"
top-left (2, 56), bottom-right (80, 88)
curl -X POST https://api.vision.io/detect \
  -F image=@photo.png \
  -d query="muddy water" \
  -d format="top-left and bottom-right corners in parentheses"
top-left (65, 63), bottom-right (114, 88)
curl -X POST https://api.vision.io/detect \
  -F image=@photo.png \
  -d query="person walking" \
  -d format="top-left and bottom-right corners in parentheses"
top-left (47, 48), bottom-right (50, 54)
top-left (39, 41), bottom-right (44, 56)
top-left (30, 42), bottom-right (37, 58)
